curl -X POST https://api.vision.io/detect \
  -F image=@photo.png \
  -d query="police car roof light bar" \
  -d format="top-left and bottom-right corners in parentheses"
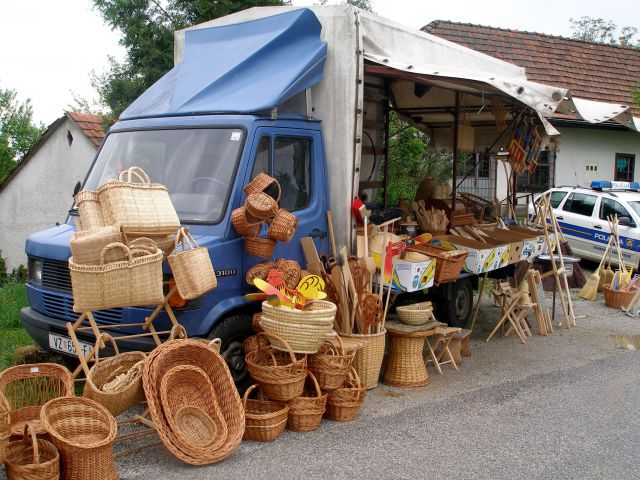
top-left (590, 180), bottom-right (640, 191)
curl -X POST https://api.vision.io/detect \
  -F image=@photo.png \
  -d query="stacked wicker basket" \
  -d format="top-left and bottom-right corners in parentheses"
top-left (232, 173), bottom-right (298, 258)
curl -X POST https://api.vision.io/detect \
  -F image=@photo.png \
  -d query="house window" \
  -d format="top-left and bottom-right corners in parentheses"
top-left (614, 153), bottom-right (635, 182)
top-left (516, 150), bottom-right (555, 194)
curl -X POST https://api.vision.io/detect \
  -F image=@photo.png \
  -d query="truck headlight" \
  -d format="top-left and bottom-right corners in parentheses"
top-left (28, 258), bottom-right (43, 285)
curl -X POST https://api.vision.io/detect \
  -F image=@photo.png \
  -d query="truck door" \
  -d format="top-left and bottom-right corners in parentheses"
top-left (597, 197), bottom-right (640, 267)
top-left (245, 127), bottom-right (329, 269)
top-left (557, 191), bottom-right (598, 260)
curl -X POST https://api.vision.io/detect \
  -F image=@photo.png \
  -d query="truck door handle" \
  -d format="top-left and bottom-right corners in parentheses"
top-left (556, 216), bottom-right (564, 220)
top-left (309, 229), bottom-right (327, 239)
top-left (593, 225), bottom-right (602, 229)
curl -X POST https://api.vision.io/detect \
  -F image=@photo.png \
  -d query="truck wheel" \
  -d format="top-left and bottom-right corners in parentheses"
top-left (207, 313), bottom-right (254, 392)
top-left (436, 278), bottom-right (473, 328)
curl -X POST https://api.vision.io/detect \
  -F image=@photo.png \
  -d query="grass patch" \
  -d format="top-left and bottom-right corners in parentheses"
top-left (0, 281), bottom-right (34, 370)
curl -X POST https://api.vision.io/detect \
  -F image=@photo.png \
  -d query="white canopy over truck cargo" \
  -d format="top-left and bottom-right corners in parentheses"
top-left (173, 5), bottom-right (639, 250)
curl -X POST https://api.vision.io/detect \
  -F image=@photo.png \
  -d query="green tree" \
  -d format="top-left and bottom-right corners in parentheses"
top-left (569, 16), bottom-right (639, 47)
top-left (92, 0), bottom-right (291, 119)
top-left (0, 87), bottom-right (45, 182)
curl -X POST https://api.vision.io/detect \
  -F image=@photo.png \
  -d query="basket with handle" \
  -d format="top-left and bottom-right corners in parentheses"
top-left (159, 364), bottom-right (228, 454)
top-left (69, 241), bottom-right (164, 312)
top-left (324, 367), bottom-right (366, 422)
top-left (245, 192), bottom-right (279, 220)
top-left (231, 207), bottom-right (262, 237)
top-left (82, 333), bottom-right (146, 417)
top-left (70, 226), bottom-right (122, 265)
top-left (4, 423), bottom-right (60, 480)
top-left (268, 209), bottom-right (298, 243)
top-left (309, 337), bottom-right (354, 391)
top-left (245, 332), bottom-right (307, 402)
top-left (97, 166), bottom-right (180, 235)
top-left (286, 372), bottom-right (327, 432)
top-left (41, 396), bottom-right (118, 480)
top-left (0, 392), bottom-right (10, 463)
top-left (396, 301), bottom-right (434, 326)
top-left (244, 173), bottom-right (281, 202)
top-left (168, 227), bottom-right (217, 300)
top-left (244, 236), bottom-right (276, 258)
top-left (75, 190), bottom-right (105, 230)
top-left (603, 284), bottom-right (635, 309)
top-left (0, 363), bottom-right (73, 437)
top-left (142, 339), bottom-right (244, 466)
top-left (407, 243), bottom-right (467, 285)
top-left (340, 330), bottom-right (386, 389)
top-left (242, 384), bottom-right (289, 442)
top-left (246, 261), bottom-right (275, 286)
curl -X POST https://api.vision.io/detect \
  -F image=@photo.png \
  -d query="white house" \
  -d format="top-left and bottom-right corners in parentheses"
top-left (424, 21), bottom-right (640, 204)
top-left (0, 112), bottom-right (104, 270)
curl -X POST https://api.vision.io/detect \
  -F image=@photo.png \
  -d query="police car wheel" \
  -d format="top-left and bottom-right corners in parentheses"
top-left (437, 278), bottom-right (473, 328)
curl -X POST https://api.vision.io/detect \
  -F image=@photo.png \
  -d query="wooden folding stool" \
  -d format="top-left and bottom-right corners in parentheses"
top-left (425, 326), bottom-right (461, 375)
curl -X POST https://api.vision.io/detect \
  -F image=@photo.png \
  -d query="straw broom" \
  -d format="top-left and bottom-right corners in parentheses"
top-left (579, 236), bottom-right (613, 301)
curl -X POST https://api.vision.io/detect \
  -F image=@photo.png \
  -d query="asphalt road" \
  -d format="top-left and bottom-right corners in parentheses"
top-left (5, 291), bottom-right (640, 479)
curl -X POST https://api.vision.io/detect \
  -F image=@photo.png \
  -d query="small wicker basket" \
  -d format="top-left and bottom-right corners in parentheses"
top-left (246, 192), bottom-right (279, 220)
top-left (407, 243), bottom-right (467, 285)
top-left (0, 393), bottom-right (10, 464)
top-left (244, 173), bottom-right (281, 203)
top-left (245, 236), bottom-right (276, 258)
top-left (75, 190), bottom-right (105, 230)
top-left (268, 209), bottom-right (298, 243)
top-left (309, 337), bottom-right (354, 391)
top-left (168, 227), bottom-right (218, 300)
top-left (242, 385), bottom-right (289, 442)
top-left (70, 226), bottom-right (122, 265)
top-left (4, 423), bottom-right (60, 480)
top-left (324, 367), bottom-right (366, 422)
top-left (396, 301), bottom-right (434, 326)
top-left (603, 284), bottom-right (635, 309)
top-left (231, 207), bottom-right (262, 237)
top-left (286, 372), bottom-right (327, 432)
top-left (246, 261), bottom-right (275, 285)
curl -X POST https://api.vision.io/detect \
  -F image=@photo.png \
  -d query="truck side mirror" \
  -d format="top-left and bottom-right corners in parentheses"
top-left (619, 216), bottom-right (633, 227)
top-left (73, 181), bottom-right (82, 197)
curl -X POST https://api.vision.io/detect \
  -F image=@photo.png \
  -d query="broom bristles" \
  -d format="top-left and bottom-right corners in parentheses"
top-left (578, 272), bottom-right (600, 301)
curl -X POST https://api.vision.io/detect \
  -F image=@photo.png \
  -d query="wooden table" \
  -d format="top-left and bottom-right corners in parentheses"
top-left (383, 320), bottom-right (443, 387)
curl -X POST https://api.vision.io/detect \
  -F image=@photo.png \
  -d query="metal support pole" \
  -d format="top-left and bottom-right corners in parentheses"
top-left (452, 92), bottom-right (460, 211)
top-left (383, 98), bottom-right (390, 209)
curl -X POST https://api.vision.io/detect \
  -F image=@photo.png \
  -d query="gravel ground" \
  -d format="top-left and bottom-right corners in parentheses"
top-left (5, 290), bottom-right (640, 480)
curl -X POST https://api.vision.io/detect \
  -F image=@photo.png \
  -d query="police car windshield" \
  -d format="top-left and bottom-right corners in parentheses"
top-left (628, 202), bottom-right (640, 218)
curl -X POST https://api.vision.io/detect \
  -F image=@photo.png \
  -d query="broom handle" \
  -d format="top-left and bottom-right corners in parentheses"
top-left (598, 236), bottom-right (614, 271)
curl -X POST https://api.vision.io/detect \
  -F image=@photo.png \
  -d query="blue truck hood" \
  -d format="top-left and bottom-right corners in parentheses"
top-left (25, 225), bottom-right (222, 264)
top-left (120, 8), bottom-right (327, 120)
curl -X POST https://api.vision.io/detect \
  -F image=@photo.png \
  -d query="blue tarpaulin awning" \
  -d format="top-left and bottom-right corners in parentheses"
top-left (120, 9), bottom-right (327, 120)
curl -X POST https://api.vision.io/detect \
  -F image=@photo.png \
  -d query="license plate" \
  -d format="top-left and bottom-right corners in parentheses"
top-left (49, 333), bottom-right (93, 357)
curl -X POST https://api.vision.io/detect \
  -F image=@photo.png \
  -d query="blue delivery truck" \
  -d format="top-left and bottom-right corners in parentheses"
top-left (21, 6), bottom-right (569, 384)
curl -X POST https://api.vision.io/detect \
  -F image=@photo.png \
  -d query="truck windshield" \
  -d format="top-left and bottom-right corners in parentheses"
top-left (83, 128), bottom-right (244, 223)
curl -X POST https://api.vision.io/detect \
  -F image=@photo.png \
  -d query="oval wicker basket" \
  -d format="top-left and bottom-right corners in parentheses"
top-left (259, 317), bottom-right (337, 354)
top-left (324, 367), bottom-right (366, 422)
top-left (268, 209), bottom-right (298, 243)
top-left (83, 334), bottom-right (146, 417)
top-left (245, 332), bottom-right (307, 402)
top-left (246, 192), bottom-right (279, 220)
top-left (0, 393), bottom-right (9, 464)
top-left (142, 339), bottom-right (244, 466)
top-left (5, 423), bottom-right (60, 480)
top-left (603, 284), bottom-right (635, 309)
top-left (41, 396), bottom-right (118, 480)
top-left (244, 173), bottom-right (281, 203)
top-left (245, 236), bottom-right (276, 258)
top-left (246, 261), bottom-right (275, 285)
top-left (0, 363), bottom-right (73, 436)
top-left (261, 300), bottom-right (337, 327)
top-left (160, 365), bottom-right (228, 453)
top-left (242, 385), bottom-right (289, 442)
top-left (396, 301), bottom-right (434, 326)
top-left (231, 207), bottom-right (262, 237)
top-left (273, 259), bottom-right (302, 289)
top-left (286, 372), bottom-right (327, 432)
top-left (309, 337), bottom-right (354, 391)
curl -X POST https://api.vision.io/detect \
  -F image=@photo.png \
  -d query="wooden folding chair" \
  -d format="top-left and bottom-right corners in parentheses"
top-left (486, 282), bottom-right (533, 344)
top-left (425, 326), bottom-right (461, 374)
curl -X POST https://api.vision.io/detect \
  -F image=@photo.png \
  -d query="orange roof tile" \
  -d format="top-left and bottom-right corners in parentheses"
top-left (423, 21), bottom-right (640, 116)
top-left (66, 111), bottom-right (105, 148)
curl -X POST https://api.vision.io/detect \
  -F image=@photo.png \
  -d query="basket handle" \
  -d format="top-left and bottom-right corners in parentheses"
top-left (348, 366), bottom-right (362, 390)
top-left (127, 237), bottom-right (159, 252)
top-left (255, 332), bottom-right (297, 364)
top-left (99, 242), bottom-right (131, 265)
top-left (169, 324), bottom-right (187, 340)
top-left (208, 338), bottom-right (222, 354)
top-left (118, 166), bottom-right (150, 184)
top-left (307, 371), bottom-right (322, 398)
top-left (94, 333), bottom-right (120, 367)
top-left (172, 227), bottom-right (199, 254)
top-left (242, 384), bottom-right (257, 409)
top-left (23, 423), bottom-right (40, 465)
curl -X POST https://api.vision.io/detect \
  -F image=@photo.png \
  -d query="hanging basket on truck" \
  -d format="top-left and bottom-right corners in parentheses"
top-left (168, 227), bottom-right (218, 300)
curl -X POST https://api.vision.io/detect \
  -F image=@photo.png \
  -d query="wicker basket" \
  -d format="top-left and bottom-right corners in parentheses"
top-left (231, 207), bottom-right (262, 237)
top-left (286, 372), bottom-right (327, 432)
top-left (259, 317), bottom-right (337, 354)
top-left (5, 423), bottom-right (60, 480)
top-left (246, 261), bottom-right (275, 286)
top-left (69, 242), bottom-right (164, 312)
top-left (340, 330), bottom-right (386, 389)
top-left (0, 393), bottom-right (10, 463)
top-left (252, 313), bottom-right (264, 334)
top-left (261, 300), bottom-right (337, 327)
top-left (83, 334), bottom-right (146, 417)
top-left (407, 243), bottom-right (467, 285)
top-left (324, 367), bottom-right (366, 422)
top-left (124, 232), bottom-right (176, 256)
top-left (160, 365), bottom-right (228, 452)
top-left (245, 332), bottom-right (307, 402)
top-left (245, 236), bottom-right (276, 258)
top-left (0, 363), bottom-right (73, 436)
top-left (603, 284), bottom-right (636, 309)
top-left (268, 209), bottom-right (298, 243)
top-left (75, 190), bottom-right (105, 230)
top-left (246, 192), bottom-right (279, 220)
top-left (168, 228), bottom-right (217, 300)
top-left (70, 226), bottom-right (122, 265)
top-left (142, 339), bottom-right (244, 466)
top-left (244, 173), bottom-right (281, 203)
top-left (309, 337), bottom-right (354, 391)
top-left (273, 259), bottom-right (302, 289)
top-left (97, 166), bottom-right (180, 235)
top-left (41, 397), bottom-right (118, 480)
top-left (242, 384), bottom-right (289, 442)
top-left (396, 301), bottom-right (434, 326)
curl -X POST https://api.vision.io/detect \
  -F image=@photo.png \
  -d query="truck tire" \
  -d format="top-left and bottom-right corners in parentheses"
top-left (436, 278), bottom-right (473, 328)
top-left (207, 313), bottom-right (254, 393)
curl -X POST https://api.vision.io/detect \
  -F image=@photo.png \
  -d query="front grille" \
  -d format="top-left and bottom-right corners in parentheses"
top-left (41, 290), bottom-right (123, 325)
top-left (42, 259), bottom-right (72, 291)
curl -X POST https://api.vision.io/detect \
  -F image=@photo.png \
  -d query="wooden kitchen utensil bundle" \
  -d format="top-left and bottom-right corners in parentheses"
top-left (412, 201), bottom-right (448, 234)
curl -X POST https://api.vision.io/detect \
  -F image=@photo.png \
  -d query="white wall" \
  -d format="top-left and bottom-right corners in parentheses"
top-left (0, 118), bottom-right (98, 270)
top-left (554, 126), bottom-right (640, 188)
